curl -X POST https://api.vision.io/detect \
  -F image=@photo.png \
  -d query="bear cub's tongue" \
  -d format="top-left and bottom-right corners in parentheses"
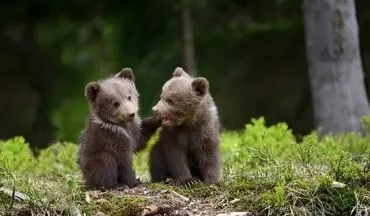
top-left (162, 116), bottom-right (170, 125)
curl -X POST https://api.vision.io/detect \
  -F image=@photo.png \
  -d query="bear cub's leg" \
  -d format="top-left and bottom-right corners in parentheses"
top-left (164, 145), bottom-right (199, 187)
top-left (83, 153), bottom-right (118, 189)
top-left (117, 152), bottom-right (141, 188)
top-left (196, 147), bottom-right (221, 184)
top-left (149, 144), bottom-right (169, 182)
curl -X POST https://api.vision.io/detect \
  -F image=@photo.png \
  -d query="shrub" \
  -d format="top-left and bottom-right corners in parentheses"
top-left (34, 142), bottom-right (79, 176)
top-left (0, 136), bottom-right (36, 176)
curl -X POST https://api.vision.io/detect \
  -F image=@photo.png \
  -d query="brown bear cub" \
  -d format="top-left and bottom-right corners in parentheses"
top-left (148, 67), bottom-right (222, 187)
top-left (78, 67), bottom-right (158, 189)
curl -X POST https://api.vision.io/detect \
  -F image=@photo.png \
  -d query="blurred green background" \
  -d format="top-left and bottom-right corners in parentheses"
top-left (0, 0), bottom-right (370, 149)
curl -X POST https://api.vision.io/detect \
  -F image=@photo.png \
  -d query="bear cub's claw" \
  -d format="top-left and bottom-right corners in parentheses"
top-left (168, 177), bottom-right (200, 188)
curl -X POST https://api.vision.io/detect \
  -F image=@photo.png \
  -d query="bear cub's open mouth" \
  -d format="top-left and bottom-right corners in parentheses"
top-left (162, 115), bottom-right (170, 125)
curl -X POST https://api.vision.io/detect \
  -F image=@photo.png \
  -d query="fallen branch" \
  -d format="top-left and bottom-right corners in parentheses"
top-left (0, 186), bottom-right (30, 201)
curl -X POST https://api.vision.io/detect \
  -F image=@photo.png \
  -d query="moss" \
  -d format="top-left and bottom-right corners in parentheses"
top-left (0, 192), bottom-right (11, 213)
top-left (95, 196), bottom-right (149, 216)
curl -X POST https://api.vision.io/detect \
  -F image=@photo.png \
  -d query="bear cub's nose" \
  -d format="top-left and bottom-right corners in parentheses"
top-left (152, 107), bottom-right (158, 114)
top-left (129, 113), bottom-right (135, 118)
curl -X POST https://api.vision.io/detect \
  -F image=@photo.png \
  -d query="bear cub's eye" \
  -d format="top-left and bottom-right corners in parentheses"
top-left (113, 101), bottom-right (120, 108)
top-left (127, 96), bottom-right (132, 101)
top-left (166, 98), bottom-right (174, 105)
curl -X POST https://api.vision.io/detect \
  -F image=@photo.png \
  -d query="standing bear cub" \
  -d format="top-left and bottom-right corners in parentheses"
top-left (78, 67), bottom-right (156, 189)
top-left (149, 67), bottom-right (222, 186)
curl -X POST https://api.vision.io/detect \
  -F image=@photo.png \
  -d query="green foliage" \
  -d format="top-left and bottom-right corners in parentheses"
top-left (4, 0), bottom-right (370, 152)
top-left (0, 136), bottom-right (36, 175)
top-left (221, 117), bottom-right (297, 176)
top-left (2, 117), bottom-right (370, 215)
top-left (35, 142), bottom-right (79, 176)
top-left (133, 129), bottom-right (160, 181)
top-left (261, 181), bottom-right (286, 207)
top-left (52, 98), bottom-right (89, 143)
top-left (0, 136), bottom-right (79, 178)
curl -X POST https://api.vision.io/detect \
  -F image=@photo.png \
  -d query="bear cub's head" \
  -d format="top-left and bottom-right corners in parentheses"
top-left (152, 67), bottom-right (210, 127)
top-left (85, 67), bottom-right (139, 126)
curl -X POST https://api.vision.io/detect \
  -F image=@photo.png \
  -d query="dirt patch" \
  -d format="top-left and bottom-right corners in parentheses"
top-left (83, 184), bottom-right (235, 216)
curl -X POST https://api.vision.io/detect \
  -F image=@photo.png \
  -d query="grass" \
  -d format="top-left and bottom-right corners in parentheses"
top-left (2, 117), bottom-right (370, 215)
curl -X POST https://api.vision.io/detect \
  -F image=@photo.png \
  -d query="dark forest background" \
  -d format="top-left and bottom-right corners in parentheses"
top-left (0, 0), bottom-right (369, 149)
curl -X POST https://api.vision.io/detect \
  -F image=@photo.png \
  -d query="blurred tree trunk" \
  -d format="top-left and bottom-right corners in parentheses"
top-left (180, 0), bottom-right (197, 76)
top-left (22, 20), bottom-right (57, 150)
top-left (303, 0), bottom-right (370, 135)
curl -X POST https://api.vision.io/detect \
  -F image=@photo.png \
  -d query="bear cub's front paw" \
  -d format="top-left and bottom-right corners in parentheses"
top-left (142, 115), bottom-right (163, 128)
top-left (170, 177), bottom-right (200, 188)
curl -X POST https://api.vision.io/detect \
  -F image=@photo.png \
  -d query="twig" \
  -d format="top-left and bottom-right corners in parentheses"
top-left (5, 184), bottom-right (16, 216)
top-left (170, 190), bottom-right (190, 202)
top-left (10, 184), bottom-right (15, 209)
top-left (230, 198), bottom-right (240, 204)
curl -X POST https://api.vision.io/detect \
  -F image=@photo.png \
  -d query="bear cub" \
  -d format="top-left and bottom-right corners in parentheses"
top-left (78, 67), bottom-right (156, 189)
top-left (149, 67), bottom-right (222, 186)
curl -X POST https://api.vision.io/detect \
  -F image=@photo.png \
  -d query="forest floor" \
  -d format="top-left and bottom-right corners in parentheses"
top-left (2, 118), bottom-right (370, 215)
top-left (2, 165), bottom-right (367, 216)
top-left (0, 175), bottom-right (250, 216)
top-left (72, 181), bottom-right (242, 216)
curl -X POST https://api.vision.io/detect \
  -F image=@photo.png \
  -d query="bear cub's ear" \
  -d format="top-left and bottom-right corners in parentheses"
top-left (85, 82), bottom-right (100, 102)
top-left (191, 77), bottom-right (209, 96)
top-left (172, 67), bottom-right (190, 77)
top-left (115, 67), bottom-right (135, 81)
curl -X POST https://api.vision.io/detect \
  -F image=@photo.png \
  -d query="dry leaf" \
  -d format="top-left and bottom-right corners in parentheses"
top-left (93, 212), bottom-right (107, 216)
top-left (95, 198), bottom-right (108, 204)
top-left (85, 192), bottom-right (92, 204)
top-left (141, 204), bottom-right (159, 216)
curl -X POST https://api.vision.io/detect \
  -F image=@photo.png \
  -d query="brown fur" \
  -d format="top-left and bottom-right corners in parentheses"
top-left (148, 67), bottom-right (222, 186)
top-left (78, 67), bottom-right (154, 189)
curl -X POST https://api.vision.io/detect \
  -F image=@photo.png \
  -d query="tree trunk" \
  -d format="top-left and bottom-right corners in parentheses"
top-left (180, 0), bottom-right (197, 76)
top-left (303, 0), bottom-right (370, 135)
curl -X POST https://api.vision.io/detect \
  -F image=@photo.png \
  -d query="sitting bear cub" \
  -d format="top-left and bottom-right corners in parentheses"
top-left (78, 67), bottom-right (157, 189)
top-left (149, 67), bottom-right (222, 186)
